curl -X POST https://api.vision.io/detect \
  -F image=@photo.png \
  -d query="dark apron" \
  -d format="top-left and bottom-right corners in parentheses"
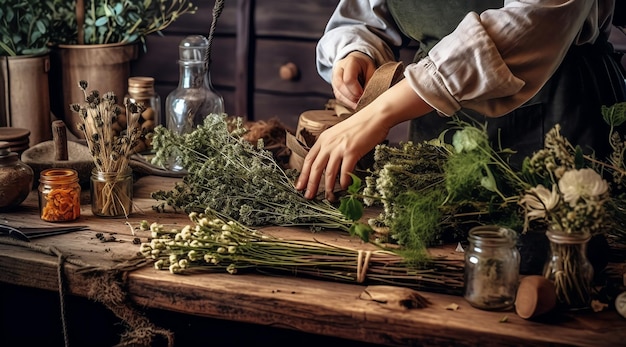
top-left (387, 0), bottom-right (626, 166)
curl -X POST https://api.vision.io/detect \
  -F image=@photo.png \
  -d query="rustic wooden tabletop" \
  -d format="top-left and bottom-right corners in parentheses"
top-left (1, 175), bottom-right (625, 346)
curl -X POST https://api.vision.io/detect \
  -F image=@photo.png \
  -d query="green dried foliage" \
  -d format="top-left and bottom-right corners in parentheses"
top-left (359, 103), bottom-right (626, 260)
top-left (150, 114), bottom-right (357, 234)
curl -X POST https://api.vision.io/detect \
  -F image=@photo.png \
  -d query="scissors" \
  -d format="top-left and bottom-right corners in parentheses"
top-left (0, 224), bottom-right (88, 242)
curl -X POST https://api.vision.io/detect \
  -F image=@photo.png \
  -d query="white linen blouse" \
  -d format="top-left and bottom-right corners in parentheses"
top-left (316, 0), bottom-right (616, 117)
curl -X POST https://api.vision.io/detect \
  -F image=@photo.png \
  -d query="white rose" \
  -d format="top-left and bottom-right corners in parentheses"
top-left (558, 168), bottom-right (608, 207)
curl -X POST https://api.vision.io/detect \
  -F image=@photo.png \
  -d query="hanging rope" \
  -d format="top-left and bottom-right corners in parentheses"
top-left (205, 0), bottom-right (225, 73)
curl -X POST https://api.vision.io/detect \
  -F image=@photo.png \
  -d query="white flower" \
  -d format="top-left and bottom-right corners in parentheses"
top-left (558, 168), bottom-right (608, 207)
top-left (519, 184), bottom-right (560, 220)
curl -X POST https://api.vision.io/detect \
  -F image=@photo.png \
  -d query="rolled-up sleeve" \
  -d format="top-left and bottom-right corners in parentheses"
top-left (317, 0), bottom-right (609, 117)
top-left (407, 0), bottom-right (600, 117)
top-left (316, 0), bottom-right (403, 83)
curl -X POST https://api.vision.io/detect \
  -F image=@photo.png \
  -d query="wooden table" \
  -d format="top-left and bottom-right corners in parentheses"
top-left (1, 175), bottom-right (625, 346)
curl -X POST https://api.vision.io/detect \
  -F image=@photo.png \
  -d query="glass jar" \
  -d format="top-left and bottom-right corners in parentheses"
top-left (0, 141), bottom-right (34, 210)
top-left (165, 35), bottom-right (224, 171)
top-left (90, 168), bottom-right (133, 218)
top-left (543, 228), bottom-right (593, 310)
top-left (125, 76), bottom-right (161, 153)
top-left (464, 225), bottom-right (520, 310)
top-left (38, 168), bottom-right (81, 222)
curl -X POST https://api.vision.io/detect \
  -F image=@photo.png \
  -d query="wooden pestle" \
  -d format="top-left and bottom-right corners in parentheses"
top-left (52, 120), bottom-right (69, 161)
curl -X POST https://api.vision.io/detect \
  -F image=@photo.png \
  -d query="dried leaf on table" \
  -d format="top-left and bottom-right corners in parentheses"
top-left (444, 303), bottom-right (460, 311)
top-left (360, 285), bottom-right (430, 310)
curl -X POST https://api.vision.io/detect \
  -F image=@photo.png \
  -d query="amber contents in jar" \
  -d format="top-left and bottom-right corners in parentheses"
top-left (38, 168), bottom-right (81, 222)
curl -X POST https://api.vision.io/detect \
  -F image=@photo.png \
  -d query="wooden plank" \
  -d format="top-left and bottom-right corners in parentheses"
top-left (235, 0), bottom-right (253, 119)
top-left (131, 35), bottom-right (237, 88)
top-left (127, 268), bottom-right (626, 347)
top-left (254, 39), bottom-right (332, 95)
top-left (163, 0), bottom-right (239, 35)
top-left (254, 1), bottom-right (338, 39)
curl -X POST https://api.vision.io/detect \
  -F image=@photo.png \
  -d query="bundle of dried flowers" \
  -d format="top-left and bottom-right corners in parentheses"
top-left (138, 211), bottom-right (465, 295)
top-left (72, 80), bottom-right (143, 217)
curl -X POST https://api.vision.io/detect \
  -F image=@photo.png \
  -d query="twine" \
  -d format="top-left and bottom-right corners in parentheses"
top-left (204, 0), bottom-right (225, 74)
top-left (0, 237), bottom-right (167, 347)
top-left (356, 250), bottom-right (372, 283)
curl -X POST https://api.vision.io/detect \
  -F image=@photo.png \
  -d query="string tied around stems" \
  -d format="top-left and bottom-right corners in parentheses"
top-left (356, 250), bottom-right (372, 283)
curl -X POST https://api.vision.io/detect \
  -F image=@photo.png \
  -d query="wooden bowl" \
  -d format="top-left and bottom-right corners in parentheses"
top-left (22, 140), bottom-right (95, 188)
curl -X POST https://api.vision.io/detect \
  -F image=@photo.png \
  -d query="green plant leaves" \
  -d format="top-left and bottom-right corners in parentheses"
top-left (339, 173), bottom-right (364, 221)
top-left (0, 2), bottom-right (51, 56)
top-left (48, 0), bottom-right (197, 45)
top-left (602, 102), bottom-right (626, 127)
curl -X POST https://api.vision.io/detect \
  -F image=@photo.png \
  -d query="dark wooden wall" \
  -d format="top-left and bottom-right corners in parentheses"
top-left (129, 0), bottom-right (413, 141)
top-left (130, 0), bottom-right (340, 131)
top-left (128, 1), bottom-right (626, 143)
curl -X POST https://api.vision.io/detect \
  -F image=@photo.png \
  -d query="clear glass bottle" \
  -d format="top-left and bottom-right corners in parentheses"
top-left (0, 141), bottom-right (34, 210)
top-left (38, 168), bottom-right (81, 222)
top-left (90, 167), bottom-right (133, 218)
top-left (543, 228), bottom-right (593, 310)
top-left (165, 35), bottom-right (224, 171)
top-left (464, 225), bottom-right (520, 310)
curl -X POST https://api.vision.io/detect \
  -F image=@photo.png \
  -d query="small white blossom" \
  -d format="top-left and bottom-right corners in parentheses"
top-left (559, 168), bottom-right (608, 207)
top-left (519, 184), bottom-right (560, 220)
top-left (169, 263), bottom-right (182, 274)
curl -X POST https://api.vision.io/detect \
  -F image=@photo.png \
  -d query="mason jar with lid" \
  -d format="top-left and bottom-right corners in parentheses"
top-left (125, 76), bottom-right (161, 153)
top-left (464, 225), bottom-right (520, 310)
top-left (38, 168), bottom-right (81, 222)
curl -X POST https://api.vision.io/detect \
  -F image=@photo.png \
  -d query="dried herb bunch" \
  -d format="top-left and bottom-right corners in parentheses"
top-left (361, 119), bottom-right (527, 263)
top-left (72, 80), bottom-right (143, 217)
top-left (355, 103), bottom-right (626, 263)
top-left (138, 211), bottom-right (465, 295)
top-left (150, 114), bottom-right (363, 236)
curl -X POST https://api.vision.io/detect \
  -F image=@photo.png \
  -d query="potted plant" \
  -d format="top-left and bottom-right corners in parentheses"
top-left (45, 0), bottom-right (196, 138)
top-left (0, 0), bottom-right (54, 146)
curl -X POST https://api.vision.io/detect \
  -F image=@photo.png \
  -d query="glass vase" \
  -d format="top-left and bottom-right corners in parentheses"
top-left (90, 168), bottom-right (133, 218)
top-left (543, 228), bottom-right (594, 310)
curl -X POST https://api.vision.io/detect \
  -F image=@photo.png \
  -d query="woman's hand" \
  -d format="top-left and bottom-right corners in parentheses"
top-left (332, 52), bottom-right (377, 110)
top-left (295, 79), bottom-right (434, 200)
top-left (296, 107), bottom-right (389, 201)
